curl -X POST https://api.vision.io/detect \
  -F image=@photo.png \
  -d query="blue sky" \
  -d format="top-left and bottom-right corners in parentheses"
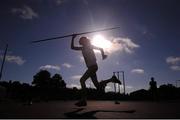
top-left (0, 0), bottom-right (180, 93)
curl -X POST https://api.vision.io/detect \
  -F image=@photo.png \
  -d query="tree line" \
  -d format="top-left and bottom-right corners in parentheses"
top-left (0, 70), bottom-right (180, 102)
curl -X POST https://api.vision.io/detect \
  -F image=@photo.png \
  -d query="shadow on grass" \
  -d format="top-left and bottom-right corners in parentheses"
top-left (64, 108), bottom-right (136, 119)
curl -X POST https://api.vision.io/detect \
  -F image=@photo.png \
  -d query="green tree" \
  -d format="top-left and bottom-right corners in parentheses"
top-left (32, 70), bottom-right (51, 87)
top-left (51, 73), bottom-right (66, 88)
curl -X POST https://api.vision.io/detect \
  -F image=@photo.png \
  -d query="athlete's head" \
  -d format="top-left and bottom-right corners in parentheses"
top-left (151, 77), bottom-right (154, 81)
top-left (79, 37), bottom-right (90, 46)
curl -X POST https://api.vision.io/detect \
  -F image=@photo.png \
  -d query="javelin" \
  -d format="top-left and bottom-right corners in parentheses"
top-left (31, 26), bottom-right (120, 43)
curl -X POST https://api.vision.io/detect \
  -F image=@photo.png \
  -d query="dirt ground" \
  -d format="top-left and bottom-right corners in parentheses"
top-left (0, 100), bottom-right (180, 119)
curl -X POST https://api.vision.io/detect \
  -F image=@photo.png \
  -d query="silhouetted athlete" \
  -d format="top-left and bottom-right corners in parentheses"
top-left (149, 77), bottom-right (158, 101)
top-left (71, 35), bottom-right (121, 107)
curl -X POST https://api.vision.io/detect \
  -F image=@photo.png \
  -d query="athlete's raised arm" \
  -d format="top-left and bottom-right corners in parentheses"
top-left (71, 34), bottom-right (83, 50)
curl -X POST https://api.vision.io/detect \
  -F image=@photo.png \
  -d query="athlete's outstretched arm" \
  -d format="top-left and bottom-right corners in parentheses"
top-left (93, 46), bottom-right (107, 60)
top-left (71, 34), bottom-right (82, 50)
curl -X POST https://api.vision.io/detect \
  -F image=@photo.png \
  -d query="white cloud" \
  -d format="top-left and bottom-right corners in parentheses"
top-left (105, 85), bottom-right (112, 90)
top-left (116, 61), bottom-right (120, 65)
top-left (110, 37), bottom-right (140, 54)
top-left (131, 68), bottom-right (144, 74)
top-left (166, 56), bottom-right (180, 65)
top-left (166, 56), bottom-right (180, 71)
top-left (62, 63), bottom-right (72, 68)
top-left (170, 66), bottom-right (180, 71)
top-left (79, 56), bottom-right (84, 63)
top-left (90, 36), bottom-right (139, 55)
top-left (39, 65), bottom-right (60, 71)
top-left (70, 75), bottom-right (82, 80)
top-left (11, 5), bottom-right (38, 20)
top-left (119, 85), bottom-right (134, 93)
top-left (0, 55), bottom-right (25, 65)
top-left (67, 83), bottom-right (81, 89)
top-left (105, 84), bottom-right (134, 93)
top-left (126, 85), bottom-right (133, 89)
top-left (77, 37), bottom-right (139, 63)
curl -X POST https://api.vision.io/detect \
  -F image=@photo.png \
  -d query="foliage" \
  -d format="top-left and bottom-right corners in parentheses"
top-left (32, 70), bottom-right (51, 87)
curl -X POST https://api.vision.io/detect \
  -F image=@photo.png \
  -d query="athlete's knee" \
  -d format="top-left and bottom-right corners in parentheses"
top-left (88, 65), bottom-right (98, 73)
top-left (93, 65), bottom-right (98, 72)
top-left (80, 77), bottom-right (86, 84)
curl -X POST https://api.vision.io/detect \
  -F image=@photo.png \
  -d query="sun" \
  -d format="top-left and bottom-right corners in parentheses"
top-left (91, 34), bottom-right (112, 49)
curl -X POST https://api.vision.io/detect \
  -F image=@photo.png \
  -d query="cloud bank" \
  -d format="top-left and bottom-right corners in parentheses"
top-left (166, 56), bottom-right (180, 71)
top-left (0, 55), bottom-right (25, 65)
top-left (131, 68), bottom-right (144, 74)
top-left (39, 65), bottom-right (60, 71)
top-left (92, 36), bottom-right (140, 54)
top-left (110, 37), bottom-right (140, 54)
top-left (67, 83), bottom-right (81, 89)
top-left (166, 56), bottom-right (180, 65)
top-left (11, 5), bottom-right (38, 20)
top-left (62, 63), bottom-right (72, 68)
top-left (70, 75), bottom-right (82, 80)
top-left (170, 65), bottom-right (180, 71)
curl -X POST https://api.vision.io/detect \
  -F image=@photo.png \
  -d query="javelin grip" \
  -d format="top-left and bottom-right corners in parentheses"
top-left (31, 26), bottom-right (120, 43)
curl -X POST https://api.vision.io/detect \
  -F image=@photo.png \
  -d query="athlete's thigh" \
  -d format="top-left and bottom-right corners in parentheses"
top-left (81, 69), bottom-right (92, 81)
